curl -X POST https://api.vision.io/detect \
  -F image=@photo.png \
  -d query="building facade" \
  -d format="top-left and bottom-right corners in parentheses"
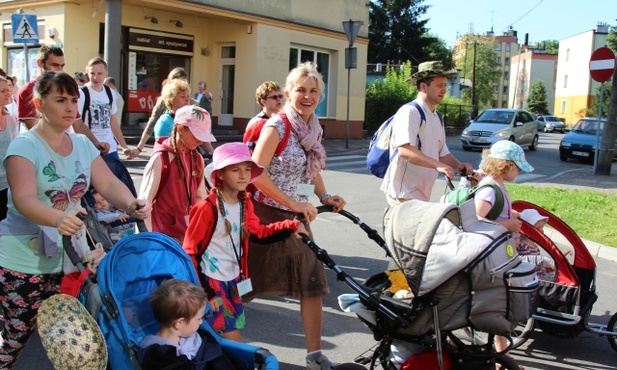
top-left (0, 0), bottom-right (369, 138)
top-left (508, 49), bottom-right (558, 112)
top-left (553, 24), bottom-right (609, 124)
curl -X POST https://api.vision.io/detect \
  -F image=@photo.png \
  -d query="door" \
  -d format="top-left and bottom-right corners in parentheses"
top-left (218, 45), bottom-right (235, 126)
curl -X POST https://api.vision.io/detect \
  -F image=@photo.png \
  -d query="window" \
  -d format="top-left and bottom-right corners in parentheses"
top-left (505, 57), bottom-right (510, 66)
top-left (503, 86), bottom-right (508, 94)
top-left (7, 48), bottom-right (39, 87)
top-left (289, 46), bottom-right (330, 117)
top-left (495, 43), bottom-right (502, 51)
top-left (505, 43), bottom-right (511, 52)
top-left (566, 48), bottom-right (570, 61)
top-left (563, 74), bottom-right (568, 88)
top-left (496, 56), bottom-right (501, 63)
top-left (504, 72), bottom-right (509, 80)
top-left (561, 100), bottom-right (567, 114)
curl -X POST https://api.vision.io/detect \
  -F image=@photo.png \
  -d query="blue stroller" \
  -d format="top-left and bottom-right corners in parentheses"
top-left (90, 231), bottom-right (278, 370)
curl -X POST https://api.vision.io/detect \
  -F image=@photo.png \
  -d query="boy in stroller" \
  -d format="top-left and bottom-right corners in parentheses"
top-left (138, 278), bottom-right (248, 370)
top-left (91, 189), bottom-right (135, 242)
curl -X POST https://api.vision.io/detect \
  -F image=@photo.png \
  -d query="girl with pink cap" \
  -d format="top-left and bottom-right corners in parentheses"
top-left (139, 105), bottom-right (216, 243)
top-left (183, 142), bottom-right (307, 342)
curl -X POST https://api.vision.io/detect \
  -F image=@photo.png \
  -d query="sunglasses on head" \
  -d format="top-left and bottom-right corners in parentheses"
top-left (266, 94), bottom-right (283, 100)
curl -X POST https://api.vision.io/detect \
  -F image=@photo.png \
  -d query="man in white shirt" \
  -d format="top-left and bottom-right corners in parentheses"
top-left (76, 57), bottom-right (136, 160)
top-left (381, 61), bottom-right (473, 203)
top-left (104, 77), bottom-right (124, 127)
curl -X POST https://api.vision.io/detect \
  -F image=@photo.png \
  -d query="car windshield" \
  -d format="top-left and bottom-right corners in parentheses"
top-left (476, 111), bottom-right (513, 124)
top-left (545, 116), bottom-right (561, 122)
top-left (572, 119), bottom-right (605, 133)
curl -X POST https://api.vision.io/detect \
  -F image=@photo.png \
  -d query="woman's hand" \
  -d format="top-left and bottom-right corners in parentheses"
top-left (293, 223), bottom-right (310, 239)
top-left (321, 194), bottom-right (346, 212)
top-left (57, 208), bottom-right (86, 236)
top-left (128, 199), bottom-right (151, 220)
top-left (291, 202), bottom-right (318, 223)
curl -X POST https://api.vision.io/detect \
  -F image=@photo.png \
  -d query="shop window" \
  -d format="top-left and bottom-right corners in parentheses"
top-left (7, 47), bottom-right (39, 87)
top-left (289, 47), bottom-right (330, 117)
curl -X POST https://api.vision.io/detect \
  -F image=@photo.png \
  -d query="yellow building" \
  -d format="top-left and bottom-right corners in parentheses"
top-left (554, 23), bottom-right (609, 125)
top-left (0, 0), bottom-right (369, 138)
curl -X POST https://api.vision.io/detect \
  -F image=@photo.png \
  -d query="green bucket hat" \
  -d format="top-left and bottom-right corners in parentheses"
top-left (407, 61), bottom-right (458, 84)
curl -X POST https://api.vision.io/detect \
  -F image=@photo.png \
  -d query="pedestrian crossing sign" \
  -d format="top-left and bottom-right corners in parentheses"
top-left (11, 14), bottom-right (39, 44)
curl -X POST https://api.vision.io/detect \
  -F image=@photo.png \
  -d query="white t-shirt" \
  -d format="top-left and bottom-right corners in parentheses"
top-left (78, 84), bottom-right (118, 153)
top-left (199, 201), bottom-right (242, 281)
top-left (380, 99), bottom-right (450, 201)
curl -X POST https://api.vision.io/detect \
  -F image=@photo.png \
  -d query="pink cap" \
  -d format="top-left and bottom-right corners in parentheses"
top-left (174, 105), bottom-right (216, 142)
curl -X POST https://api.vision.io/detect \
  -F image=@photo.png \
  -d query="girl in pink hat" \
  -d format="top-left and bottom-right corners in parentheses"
top-left (183, 142), bottom-right (307, 342)
top-left (139, 105), bottom-right (215, 243)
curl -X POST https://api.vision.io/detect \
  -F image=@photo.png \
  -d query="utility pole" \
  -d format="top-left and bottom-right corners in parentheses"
top-left (471, 41), bottom-right (478, 118)
top-left (342, 20), bottom-right (363, 148)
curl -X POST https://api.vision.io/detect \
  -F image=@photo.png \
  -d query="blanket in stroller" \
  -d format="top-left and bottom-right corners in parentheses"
top-left (383, 200), bottom-right (538, 336)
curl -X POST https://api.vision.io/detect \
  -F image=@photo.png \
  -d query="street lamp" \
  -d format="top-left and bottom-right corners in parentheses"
top-left (342, 19), bottom-right (363, 149)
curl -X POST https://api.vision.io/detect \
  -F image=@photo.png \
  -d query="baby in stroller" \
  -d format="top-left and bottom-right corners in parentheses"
top-left (91, 189), bottom-right (135, 242)
top-left (138, 278), bottom-right (248, 370)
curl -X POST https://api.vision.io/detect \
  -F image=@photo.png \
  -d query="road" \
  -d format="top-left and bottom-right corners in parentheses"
top-left (13, 132), bottom-right (617, 370)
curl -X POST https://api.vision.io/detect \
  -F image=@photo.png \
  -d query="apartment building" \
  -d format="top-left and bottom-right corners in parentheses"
top-left (554, 23), bottom-right (609, 124)
top-left (0, 0), bottom-right (369, 138)
top-left (508, 49), bottom-right (558, 112)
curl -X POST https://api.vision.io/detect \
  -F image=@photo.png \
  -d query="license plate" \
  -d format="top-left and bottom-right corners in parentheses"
top-left (572, 151), bottom-right (589, 157)
top-left (473, 139), bottom-right (488, 144)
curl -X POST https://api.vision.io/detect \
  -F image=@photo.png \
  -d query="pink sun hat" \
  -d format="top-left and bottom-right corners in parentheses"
top-left (210, 142), bottom-right (264, 185)
top-left (174, 105), bottom-right (216, 142)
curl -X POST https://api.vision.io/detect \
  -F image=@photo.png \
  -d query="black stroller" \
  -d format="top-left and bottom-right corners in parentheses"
top-left (301, 200), bottom-right (537, 370)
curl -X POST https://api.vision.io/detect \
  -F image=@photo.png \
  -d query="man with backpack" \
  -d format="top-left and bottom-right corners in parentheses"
top-left (380, 61), bottom-right (473, 203)
top-left (76, 57), bottom-right (136, 160)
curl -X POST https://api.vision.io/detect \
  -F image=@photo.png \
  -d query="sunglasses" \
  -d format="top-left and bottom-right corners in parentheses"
top-left (266, 94), bottom-right (283, 100)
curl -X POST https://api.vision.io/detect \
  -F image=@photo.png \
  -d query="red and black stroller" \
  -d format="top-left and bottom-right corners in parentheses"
top-left (508, 200), bottom-right (617, 351)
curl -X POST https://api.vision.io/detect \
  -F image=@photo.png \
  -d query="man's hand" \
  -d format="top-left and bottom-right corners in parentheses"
top-left (457, 162), bottom-right (474, 176)
top-left (436, 165), bottom-right (455, 179)
top-left (97, 142), bottom-right (110, 155)
top-left (123, 147), bottom-right (136, 160)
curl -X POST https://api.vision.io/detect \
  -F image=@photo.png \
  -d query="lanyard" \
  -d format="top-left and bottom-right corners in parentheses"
top-left (229, 233), bottom-right (244, 279)
top-left (177, 150), bottom-right (193, 211)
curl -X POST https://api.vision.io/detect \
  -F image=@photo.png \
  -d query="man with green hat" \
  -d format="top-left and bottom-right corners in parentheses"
top-left (380, 61), bottom-right (473, 203)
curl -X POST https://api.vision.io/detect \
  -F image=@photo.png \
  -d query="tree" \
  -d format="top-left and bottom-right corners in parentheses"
top-left (422, 33), bottom-right (454, 70)
top-left (597, 25), bottom-right (617, 175)
top-left (454, 36), bottom-right (501, 117)
top-left (368, 0), bottom-right (435, 65)
top-left (526, 80), bottom-right (549, 115)
top-left (586, 82), bottom-right (611, 118)
top-left (531, 39), bottom-right (559, 54)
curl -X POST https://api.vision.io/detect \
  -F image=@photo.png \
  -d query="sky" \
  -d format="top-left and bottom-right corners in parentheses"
top-left (424, 0), bottom-right (616, 47)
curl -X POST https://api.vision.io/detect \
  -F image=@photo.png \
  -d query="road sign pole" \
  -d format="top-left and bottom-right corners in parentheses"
top-left (23, 44), bottom-right (29, 82)
top-left (593, 82), bottom-right (604, 173)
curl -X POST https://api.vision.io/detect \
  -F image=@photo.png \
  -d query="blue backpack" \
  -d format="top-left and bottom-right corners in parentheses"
top-left (366, 101), bottom-right (443, 178)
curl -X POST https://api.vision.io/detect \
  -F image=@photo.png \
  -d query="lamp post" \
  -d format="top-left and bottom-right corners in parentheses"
top-left (342, 20), bottom-right (363, 148)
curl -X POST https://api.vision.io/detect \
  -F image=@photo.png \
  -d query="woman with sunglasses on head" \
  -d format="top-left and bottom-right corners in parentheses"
top-left (246, 81), bottom-right (283, 130)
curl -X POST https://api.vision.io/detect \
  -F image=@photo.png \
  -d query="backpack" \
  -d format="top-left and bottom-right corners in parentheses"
top-left (243, 113), bottom-right (291, 157)
top-left (81, 85), bottom-right (114, 128)
top-left (441, 181), bottom-right (505, 221)
top-left (366, 101), bottom-right (443, 178)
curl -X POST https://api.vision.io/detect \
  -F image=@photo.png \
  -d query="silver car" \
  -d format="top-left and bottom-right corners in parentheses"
top-left (537, 115), bottom-right (566, 133)
top-left (460, 108), bottom-right (539, 151)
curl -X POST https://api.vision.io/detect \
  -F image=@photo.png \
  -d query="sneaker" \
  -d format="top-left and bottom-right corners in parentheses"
top-left (306, 353), bottom-right (337, 370)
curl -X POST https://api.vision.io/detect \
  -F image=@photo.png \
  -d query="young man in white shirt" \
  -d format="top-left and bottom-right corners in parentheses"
top-left (76, 57), bottom-right (136, 160)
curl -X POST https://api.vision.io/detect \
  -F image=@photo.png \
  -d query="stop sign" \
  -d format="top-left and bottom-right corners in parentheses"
top-left (589, 47), bottom-right (616, 83)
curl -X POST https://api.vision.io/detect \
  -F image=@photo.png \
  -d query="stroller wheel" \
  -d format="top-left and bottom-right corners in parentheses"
top-left (334, 363), bottom-right (368, 369)
top-left (608, 312), bottom-right (617, 353)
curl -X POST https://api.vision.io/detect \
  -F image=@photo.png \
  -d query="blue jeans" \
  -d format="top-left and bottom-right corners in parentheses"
top-left (103, 151), bottom-right (120, 161)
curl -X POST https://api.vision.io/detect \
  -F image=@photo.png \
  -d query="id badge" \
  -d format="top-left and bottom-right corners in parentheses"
top-left (296, 183), bottom-right (315, 196)
top-left (237, 278), bottom-right (253, 296)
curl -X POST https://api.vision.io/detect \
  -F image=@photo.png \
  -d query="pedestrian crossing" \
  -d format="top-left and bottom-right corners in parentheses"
top-left (325, 155), bottom-right (369, 174)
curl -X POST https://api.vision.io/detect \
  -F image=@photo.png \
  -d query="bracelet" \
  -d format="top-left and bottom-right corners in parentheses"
top-left (319, 193), bottom-right (332, 204)
top-left (137, 147), bottom-right (143, 153)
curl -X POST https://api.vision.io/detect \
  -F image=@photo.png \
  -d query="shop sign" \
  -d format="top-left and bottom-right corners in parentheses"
top-left (128, 30), bottom-right (193, 53)
top-left (127, 90), bottom-right (159, 113)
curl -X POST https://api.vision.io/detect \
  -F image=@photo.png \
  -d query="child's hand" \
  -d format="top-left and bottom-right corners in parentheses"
top-left (293, 223), bottom-right (309, 239)
top-left (209, 297), bottom-right (221, 312)
top-left (118, 213), bottom-right (130, 223)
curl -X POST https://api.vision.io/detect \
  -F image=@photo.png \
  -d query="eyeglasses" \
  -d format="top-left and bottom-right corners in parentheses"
top-left (266, 94), bottom-right (283, 100)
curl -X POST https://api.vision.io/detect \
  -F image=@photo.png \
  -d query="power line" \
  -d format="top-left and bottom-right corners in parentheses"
top-left (497, 0), bottom-right (544, 33)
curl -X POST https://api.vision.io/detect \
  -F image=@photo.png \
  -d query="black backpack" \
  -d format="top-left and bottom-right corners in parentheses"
top-left (80, 85), bottom-right (114, 127)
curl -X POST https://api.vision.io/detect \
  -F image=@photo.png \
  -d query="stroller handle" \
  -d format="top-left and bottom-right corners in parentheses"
top-left (63, 212), bottom-right (87, 272)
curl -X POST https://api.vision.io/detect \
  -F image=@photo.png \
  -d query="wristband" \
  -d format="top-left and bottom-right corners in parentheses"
top-left (137, 147), bottom-right (143, 153)
top-left (319, 193), bottom-right (332, 204)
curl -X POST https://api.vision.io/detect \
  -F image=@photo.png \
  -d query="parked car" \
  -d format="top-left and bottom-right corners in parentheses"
top-left (460, 108), bottom-right (539, 151)
top-left (537, 115), bottom-right (566, 133)
top-left (559, 117), bottom-right (610, 162)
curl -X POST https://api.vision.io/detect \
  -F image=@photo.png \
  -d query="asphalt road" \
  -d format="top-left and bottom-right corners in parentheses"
top-left (13, 132), bottom-right (617, 370)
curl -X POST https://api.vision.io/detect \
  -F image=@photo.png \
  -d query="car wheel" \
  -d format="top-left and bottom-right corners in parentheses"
top-left (560, 154), bottom-right (568, 162)
top-left (462, 145), bottom-right (472, 151)
top-left (529, 135), bottom-right (538, 151)
top-left (544, 127), bottom-right (549, 133)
